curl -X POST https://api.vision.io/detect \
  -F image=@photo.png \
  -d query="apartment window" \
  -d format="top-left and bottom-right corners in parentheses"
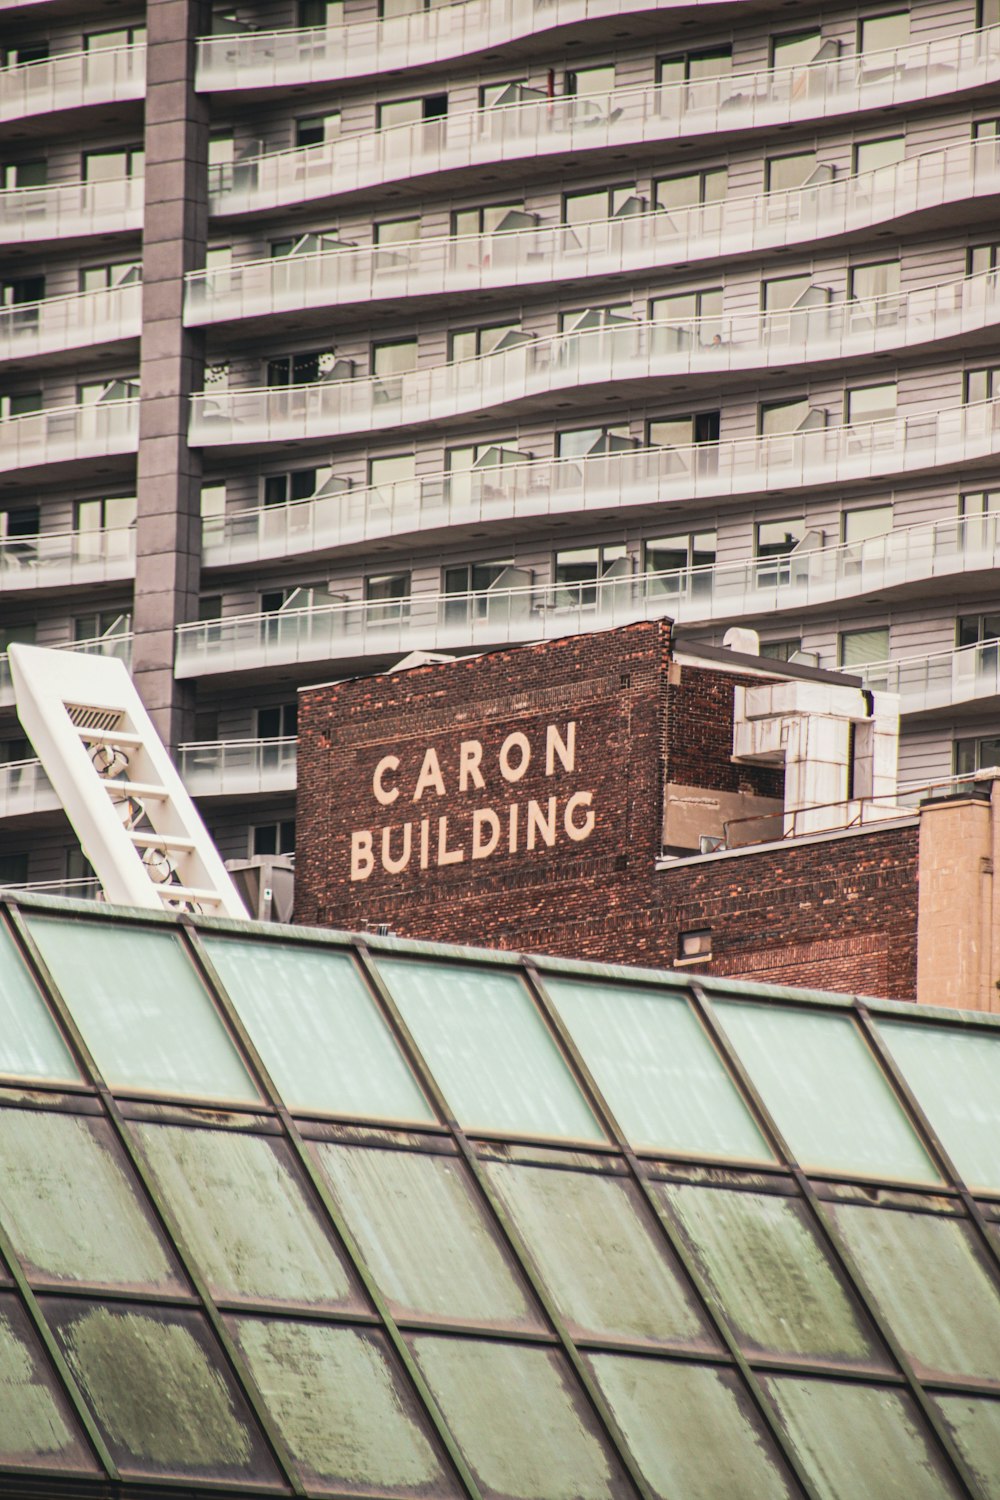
top-left (77, 378), bottom-right (139, 404)
top-left (1, 275), bottom-right (44, 307)
top-left (563, 186), bottom-right (636, 226)
top-left (858, 12), bottom-right (910, 52)
top-left (85, 25), bottom-right (146, 48)
top-left (645, 531), bottom-right (717, 573)
top-left (0, 854), bottom-right (28, 886)
top-left (257, 704), bottom-right (298, 738)
top-left (771, 30), bottom-right (823, 67)
top-left (1, 43), bottom-right (48, 65)
top-left (979, 0), bottom-right (1000, 27)
top-left (0, 736), bottom-right (30, 764)
top-left (0, 506), bottom-right (40, 542)
top-left (677, 929), bottom-right (712, 961)
top-left (974, 119), bottom-right (1000, 145)
top-left (260, 589), bottom-right (293, 615)
top-left (296, 112), bottom-right (341, 147)
top-left (298, 0), bottom-right (340, 25)
top-left (839, 626), bottom-right (890, 667)
top-left (0, 161), bottom-right (46, 189)
top-left (756, 518), bottom-right (807, 559)
top-left (372, 339), bottom-right (418, 378)
top-left (377, 94), bottom-right (447, 130)
top-left (480, 80), bottom-right (528, 108)
top-left (201, 485), bottom-right (226, 534)
top-left (270, 231), bottom-right (340, 258)
top-left (556, 425), bottom-right (631, 459)
top-left (965, 367), bottom-right (1000, 403)
top-left (762, 275), bottom-right (814, 312)
top-left (648, 411), bottom-right (720, 446)
top-left (759, 397), bottom-right (813, 436)
top-left (74, 610), bottom-right (130, 641)
top-left (0, 622), bottom-right (35, 653)
top-left (958, 613), bottom-right (1000, 648)
top-left (443, 560), bottom-right (514, 622)
top-left (650, 289), bottom-right (723, 327)
top-left (846, 383), bottom-right (897, 423)
top-left (452, 202), bottom-right (523, 237)
top-left (760, 639), bottom-right (803, 662)
top-left (374, 217), bottom-right (421, 246)
top-left (82, 145), bottom-right (144, 181)
top-left (843, 506), bottom-right (892, 543)
top-left (264, 468), bottom-right (331, 506)
top-left (252, 821), bottom-right (295, 856)
top-left (554, 543), bottom-right (627, 606)
top-left (448, 323), bottom-right (520, 362)
top-left (849, 261), bottom-right (901, 302)
top-left (766, 152), bottom-right (817, 192)
top-left (853, 137), bottom-right (904, 175)
top-left (969, 243), bottom-right (1000, 276)
top-left (369, 454), bottom-right (416, 490)
top-left (566, 64), bottom-right (616, 95)
top-left (80, 261), bottom-right (141, 292)
top-left (961, 488), bottom-right (1000, 515)
top-left (0, 392), bottom-right (42, 419)
top-left (657, 48), bottom-right (732, 86)
top-left (266, 351), bottom-right (333, 386)
top-left (956, 735), bottom-right (1000, 773)
top-left (559, 304), bottom-right (632, 333)
top-left (365, 571), bottom-right (410, 622)
top-left (655, 167), bottom-right (728, 211)
top-left (76, 497), bottom-right (136, 558)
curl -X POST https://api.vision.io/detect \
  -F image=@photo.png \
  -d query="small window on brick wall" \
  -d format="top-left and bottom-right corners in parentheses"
top-left (678, 928), bottom-right (712, 962)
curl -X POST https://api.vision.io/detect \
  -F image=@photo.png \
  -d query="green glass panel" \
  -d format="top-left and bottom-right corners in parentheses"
top-left (316, 1143), bottom-right (539, 1327)
top-left (878, 1021), bottom-right (1000, 1190)
top-left (933, 1395), bottom-right (1000, 1499)
top-left (765, 1378), bottom-right (963, 1500)
top-left (830, 1204), bottom-right (1000, 1381)
top-left (0, 1108), bottom-right (181, 1291)
top-left (484, 1161), bottom-right (711, 1345)
top-left (590, 1354), bottom-right (796, 1499)
top-left (714, 1002), bottom-right (938, 1182)
top-left (377, 958), bottom-right (603, 1140)
top-left (135, 1123), bottom-right (359, 1308)
top-left (0, 1293), bottom-right (95, 1471)
top-left (46, 1299), bottom-right (277, 1483)
top-left (545, 977), bottom-right (772, 1160)
top-left (26, 918), bottom-right (257, 1102)
top-left (0, 922), bottom-right (78, 1084)
top-left (661, 1184), bottom-right (879, 1363)
top-left (234, 1318), bottom-right (453, 1495)
top-left (204, 937), bottom-right (431, 1121)
top-left (412, 1336), bottom-right (627, 1500)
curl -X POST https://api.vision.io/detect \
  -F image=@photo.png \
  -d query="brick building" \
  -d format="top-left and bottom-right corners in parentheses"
top-left (297, 619), bottom-right (934, 1001)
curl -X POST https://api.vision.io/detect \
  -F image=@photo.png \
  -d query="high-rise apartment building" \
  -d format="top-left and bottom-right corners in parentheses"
top-left (3, 0), bottom-right (1000, 885)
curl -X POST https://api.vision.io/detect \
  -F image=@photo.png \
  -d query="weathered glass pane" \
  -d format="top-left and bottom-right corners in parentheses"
top-left (765, 1378), bottom-right (963, 1500)
top-left (26, 918), bottom-right (257, 1103)
top-left (135, 1124), bottom-right (360, 1309)
top-left (661, 1185), bottom-right (879, 1363)
top-left (412, 1336), bottom-right (628, 1500)
top-left (233, 1318), bottom-right (456, 1495)
top-left (714, 1002), bottom-right (938, 1182)
top-left (316, 1143), bottom-right (539, 1327)
top-left (545, 977), bottom-right (772, 1160)
top-left (830, 1204), bottom-right (1000, 1381)
top-left (933, 1395), bottom-right (1000, 1499)
top-left (45, 1299), bottom-right (278, 1484)
top-left (0, 1293), bottom-right (95, 1472)
top-left (0, 1108), bottom-right (182, 1291)
top-left (204, 937), bottom-right (431, 1121)
top-left (0, 922), bottom-right (78, 1084)
top-left (376, 958), bottom-right (603, 1141)
top-left (590, 1354), bottom-right (797, 1499)
top-left (485, 1161), bottom-right (712, 1345)
top-left (878, 1022), bottom-right (1000, 1191)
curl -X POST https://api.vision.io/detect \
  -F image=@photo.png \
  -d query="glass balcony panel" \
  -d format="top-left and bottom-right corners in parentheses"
top-left (0, 42), bottom-right (146, 122)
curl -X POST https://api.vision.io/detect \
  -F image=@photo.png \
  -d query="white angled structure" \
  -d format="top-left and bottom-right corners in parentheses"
top-left (8, 644), bottom-right (247, 917)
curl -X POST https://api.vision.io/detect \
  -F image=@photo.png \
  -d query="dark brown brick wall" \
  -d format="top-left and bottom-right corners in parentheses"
top-left (667, 663), bottom-right (785, 800)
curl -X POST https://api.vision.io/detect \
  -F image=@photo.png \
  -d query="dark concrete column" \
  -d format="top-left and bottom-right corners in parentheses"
top-left (134, 0), bottom-right (211, 748)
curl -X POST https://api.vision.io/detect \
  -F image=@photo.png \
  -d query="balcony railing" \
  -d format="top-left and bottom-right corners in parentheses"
top-left (201, 397), bottom-right (1000, 569)
top-left (190, 274), bottom-right (1000, 447)
top-left (0, 632), bottom-right (132, 708)
top-left (0, 281), bottom-right (142, 363)
top-left (0, 523), bottom-right (136, 592)
top-left (193, 137), bottom-right (1000, 323)
top-left (0, 758), bottom-right (59, 819)
top-left (0, 877), bottom-right (103, 900)
top-left (0, 42), bottom-right (145, 122)
top-left (0, 175), bottom-right (144, 246)
top-left (177, 736), bottom-right (298, 796)
top-left (196, 0), bottom-right (730, 90)
top-left (207, 73), bottom-right (1000, 220)
top-left (0, 398), bottom-right (139, 474)
top-left (861, 640), bottom-right (1000, 715)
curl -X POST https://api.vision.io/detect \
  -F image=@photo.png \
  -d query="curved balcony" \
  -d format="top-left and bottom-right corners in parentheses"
top-left (193, 138), bottom-right (1000, 322)
top-left (202, 397), bottom-right (1000, 572)
top-left (0, 523), bottom-right (135, 593)
top-left (177, 736), bottom-right (297, 797)
top-left (192, 276), bottom-right (999, 449)
top-left (0, 399), bottom-right (139, 475)
top-left (0, 632), bottom-right (132, 709)
top-left (0, 175), bottom-right (143, 247)
top-left (208, 64), bottom-right (1000, 220)
top-left (0, 282), bottom-right (142, 364)
top-left (862, 641), bottom-right (1000, 716)
top-left (197, 0), bottom-right (728, 91)
top-left (0, 42), bottom-right (145, 123)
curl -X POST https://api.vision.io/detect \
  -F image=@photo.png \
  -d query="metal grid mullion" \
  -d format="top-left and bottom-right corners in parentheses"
top-left (523, 959), bottom-right (823, 1500)
top-left (5, 906), bottom-right (303, 1499)
top-left (182, 926), bottom-right (486, 1500)
top-left (351, 938), bottom-right (656, 1500)
top-left (689, 980), bottom-right (988, 1500)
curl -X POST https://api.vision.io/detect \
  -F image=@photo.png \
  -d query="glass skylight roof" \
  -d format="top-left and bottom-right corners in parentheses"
top-left (0, 891), bottom-right (997, 1500)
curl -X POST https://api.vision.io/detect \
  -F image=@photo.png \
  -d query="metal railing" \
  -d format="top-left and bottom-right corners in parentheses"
top-left (0, 281), bottom-right (141, 362)
top-left (0, 876), bottom-right (103, 899)
top-left (0, 633), bottom-right (132, 708)
top-left (0, 399), bottom-right (140, 473)
top-left (0, 524), bottom-right (136, 591)
top-left (860, 639), bottom-right (1000, 714)
top-left (0, 175), bottom-right (144, 246)
top-left (201, 397), bottom-right (1000, 568)
top-left (176, 736), bottom-right (298, 795)
top-left (0, 42), bottom-right (145, 122)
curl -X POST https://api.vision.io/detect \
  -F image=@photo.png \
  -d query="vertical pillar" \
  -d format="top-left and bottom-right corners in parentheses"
top-left (133, 0), bottom-right (210, 747)
top-left (916, 786), bottom-right (996, 1011)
